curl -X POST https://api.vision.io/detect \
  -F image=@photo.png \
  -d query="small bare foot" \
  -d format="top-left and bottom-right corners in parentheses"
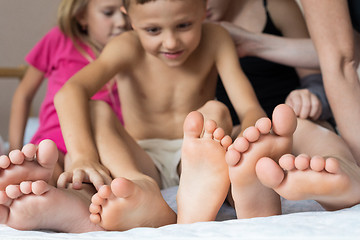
top-left (226, 104), bottom-right (297, 218)
top-left (0, 180), bottom-right (102, 232)
top-left (89, 177), bottom-right (176, 230)
top-left (176, 111), bottom-right (232, 223)
top-left (0, 140), bottom-right (58, 190)
top-left (256, 154), bottom-right (360, 210)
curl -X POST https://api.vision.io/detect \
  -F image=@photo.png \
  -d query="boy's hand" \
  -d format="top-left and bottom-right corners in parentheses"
top-left (57, 160), bottom-right (112, 190)
top-left (285, 89), bottom-right (322, 120)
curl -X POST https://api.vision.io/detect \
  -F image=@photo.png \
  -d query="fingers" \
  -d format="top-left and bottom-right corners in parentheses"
top-left (57, 172), bottom-right (73, 188)
top-left (285, 89), bottom-right (322, 120)
top-left (57, 169), bottom-right (112, 190)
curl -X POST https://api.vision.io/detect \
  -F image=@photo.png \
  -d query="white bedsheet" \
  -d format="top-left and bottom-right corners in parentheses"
top-left (1, 186), bottom-right (359, 240)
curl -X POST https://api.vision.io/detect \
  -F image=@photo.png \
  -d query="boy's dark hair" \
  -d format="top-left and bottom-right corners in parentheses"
top-left (122, 0), bottom-right (206, 11)
top-left (122, 0), bottom-right (156, 10)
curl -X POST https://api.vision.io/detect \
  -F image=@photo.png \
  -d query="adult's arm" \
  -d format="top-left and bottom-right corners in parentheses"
top-left (219, 21), bottom-right (320, 68)
top-left (300, 0), bottom-right (360, 160)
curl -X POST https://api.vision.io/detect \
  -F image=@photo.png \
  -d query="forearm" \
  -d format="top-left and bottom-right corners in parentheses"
top-left (301, 0), bottom-right (360, 154)
top-left (8, 91), bottom-right (32, 150)
top-left (55, 82), bottom-right (99, 165)
top-left (219, 21), bottom-right (319, 68)
top-left (245, 34), bottom-right (319, 69)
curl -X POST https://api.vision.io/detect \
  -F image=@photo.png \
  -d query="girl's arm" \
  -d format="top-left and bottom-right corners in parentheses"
top-left (8, 66), bottom-right (44, 151)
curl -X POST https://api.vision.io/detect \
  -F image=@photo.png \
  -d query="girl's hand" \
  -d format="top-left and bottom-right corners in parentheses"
top-left (285, 89), bottom-right (322, 120)
top-left (57, 160), bottom-right (112, 190)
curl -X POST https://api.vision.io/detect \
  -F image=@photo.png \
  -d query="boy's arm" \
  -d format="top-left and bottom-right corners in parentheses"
top-left (9, 66), bottom-right (44, 151)
top-left (212, 24), bottom-right (266, 136)
top-left (55, 37), bottom-right (129, 190)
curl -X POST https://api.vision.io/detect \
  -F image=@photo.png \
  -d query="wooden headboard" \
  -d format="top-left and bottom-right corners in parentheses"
top-left (0, 65), bottom-right (28, 80)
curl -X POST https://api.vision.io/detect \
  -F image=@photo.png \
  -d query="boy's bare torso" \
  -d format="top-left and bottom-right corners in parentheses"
top-left (114, 25), bottom-right (220, 140)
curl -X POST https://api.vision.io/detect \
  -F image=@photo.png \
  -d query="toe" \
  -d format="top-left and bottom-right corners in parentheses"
top-left (21, 143), bottom-right (37, 161)
top-left (256, 157), bottom-right (285, 188)
top-left (279, 154), bottom-right (296, 171)
top-left (183, 111), bottom-right (204, 139)
top-left (309, 156), bottom-right (326, 172)
top-left (90, 213), bottom-right (101, 224)
top-left (5, 185), bottom-right (22, 199)
top-left (243, 126), bottom-right (260, 142)
top-left (271, 104), bottom-right (297, 137)
top-left (221, 136), bottom-right (232, 149)
top-left (213, 127), bottom-right (225, 141)
top-left (203, 120), bottom-right (217, 139)
top-left (0, 156), bottom-right (11, 169)
top-left (89, 203), bottom-right (101, 214)
top-left (255, 117), bottom-right (271, 134)
top-left (111, 177), bottom-right (135, 198)
top-left (232, 137), bottom-right (250, 153)
top-left (36, 140), bottom-right (58, 169)
top-left (225, 149), bottom-right (241, 166)
top-left (294, 154), bottom-right (311, 170)
top-left (8, 150), bottom-right (25, 165)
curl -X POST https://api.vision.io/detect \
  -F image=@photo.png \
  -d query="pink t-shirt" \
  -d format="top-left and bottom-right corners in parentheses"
top-left (26, 27), bottom-right (123, 153)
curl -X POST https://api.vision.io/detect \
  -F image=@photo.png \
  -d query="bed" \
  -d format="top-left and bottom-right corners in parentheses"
top-left (0, 186), bottom-right (359, 239)
top-left (1, 67), bottom-right (360, 239)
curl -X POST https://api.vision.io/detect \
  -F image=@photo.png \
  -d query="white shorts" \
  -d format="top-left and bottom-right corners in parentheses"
top-left (138, 139), bottom-right (182, 189)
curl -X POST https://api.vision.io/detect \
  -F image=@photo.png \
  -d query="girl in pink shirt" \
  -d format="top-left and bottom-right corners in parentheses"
top-left (8, 0), bottom-right (128, 164)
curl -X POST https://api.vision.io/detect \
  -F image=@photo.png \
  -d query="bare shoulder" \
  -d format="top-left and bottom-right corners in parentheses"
top-left (99, 31), bottom-right (144, 68)
top-left (267, 0), bottom-right (308, 37)
top-left (201, 23), bottom-right (233, 46)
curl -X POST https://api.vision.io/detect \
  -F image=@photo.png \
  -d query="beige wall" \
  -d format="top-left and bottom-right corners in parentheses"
top-left (0, 0), bottom-right (61, 140)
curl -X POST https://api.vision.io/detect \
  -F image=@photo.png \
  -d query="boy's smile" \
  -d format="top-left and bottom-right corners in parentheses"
top-left (161, 50), bottom-right (185, 60)
top-left (127, 0), bottom-right (206, 67)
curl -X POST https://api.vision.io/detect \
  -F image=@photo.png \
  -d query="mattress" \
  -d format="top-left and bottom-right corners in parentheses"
top-left (1, 185), bottom-right (359, 240)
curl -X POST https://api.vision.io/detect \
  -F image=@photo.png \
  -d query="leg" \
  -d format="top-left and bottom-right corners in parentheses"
top-left (256, 117), bottom-right (360, 210)
top-left (0, 139), bottom-right (60, 190)
top-left (0, 180), bottom-right (101, 233)
top-left (197, 100), bottom-right (233, 136)
top-left (226, 104), bottom-right (297, 218)
top-left (176, 111), bottom-right (232, 223)
top-left (88, 101), bottom-right (176, 230)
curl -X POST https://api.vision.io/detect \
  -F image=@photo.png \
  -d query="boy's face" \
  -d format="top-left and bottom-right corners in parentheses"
top-left (206, 0), bottom-right (231, 22)
top-left (127, 0), bottom-right (206, 67)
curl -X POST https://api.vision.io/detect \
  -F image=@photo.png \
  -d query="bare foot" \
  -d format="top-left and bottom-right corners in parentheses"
top-left (176, 111), bottom-right (232, 223)
top-left (256, 154), bottom-right (360, 210)
top-left (89, 177), bottom-right (176, 230)
top-left (226, 104), bottom-right (297, 218)
top-left (0, 140), bottom-right (58, 190)
top-left (0, 180), bottom-right (102, 232)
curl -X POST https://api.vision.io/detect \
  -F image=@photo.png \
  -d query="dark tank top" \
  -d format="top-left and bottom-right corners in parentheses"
top-left (216, 0), bottom-right (300, 124)
top-left (348, 0), bottom-right (360, 32)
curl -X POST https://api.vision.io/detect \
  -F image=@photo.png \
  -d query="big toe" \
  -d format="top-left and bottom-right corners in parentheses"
top-left (256, 157), bottom-right (285, 188)
top-left (36, 140), bottom-right (58, 169)
top-left (183, 111), bottom-right (204, 139)
top-left (272, 104), bottom-right (297, 136)
top-left (111, 177), bottom-right (136, 198)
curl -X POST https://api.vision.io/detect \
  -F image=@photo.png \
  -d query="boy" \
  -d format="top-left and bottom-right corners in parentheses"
top-left (54, 0), bottom-right (287, 230)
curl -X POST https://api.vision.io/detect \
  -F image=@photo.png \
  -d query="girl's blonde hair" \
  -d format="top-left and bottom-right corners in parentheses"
top-left (57, 0), bottom-right (89, 41)
top-left (57, 0), bottom-right (116, 95)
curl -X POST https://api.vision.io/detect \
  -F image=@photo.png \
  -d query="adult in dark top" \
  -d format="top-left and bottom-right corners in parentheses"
top-left (208, 0), bottom-right (332, 129)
